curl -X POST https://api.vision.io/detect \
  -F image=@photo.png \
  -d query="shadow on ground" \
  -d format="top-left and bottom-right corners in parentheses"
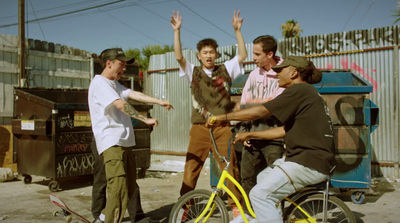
top-left (33, 175), bottom-right (94, 191)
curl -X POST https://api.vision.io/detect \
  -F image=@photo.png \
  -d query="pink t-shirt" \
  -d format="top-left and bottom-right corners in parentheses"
top-left (240, 58), bottom-right (285, 105)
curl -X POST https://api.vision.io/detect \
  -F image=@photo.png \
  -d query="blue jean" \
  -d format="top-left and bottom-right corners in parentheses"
top-left (249, 158), bottom-right (327, 223)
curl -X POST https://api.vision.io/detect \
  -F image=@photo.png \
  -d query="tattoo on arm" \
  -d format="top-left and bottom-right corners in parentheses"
top-left (123, 103), bottom-right (146, 121)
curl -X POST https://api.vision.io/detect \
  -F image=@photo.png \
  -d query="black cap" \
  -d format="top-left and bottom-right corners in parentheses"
top-left (101, 48), bottom-right (135, 64)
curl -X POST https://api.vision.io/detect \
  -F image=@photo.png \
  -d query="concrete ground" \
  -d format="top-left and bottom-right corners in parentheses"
top-left (0, 166), bottom-right (399, 223)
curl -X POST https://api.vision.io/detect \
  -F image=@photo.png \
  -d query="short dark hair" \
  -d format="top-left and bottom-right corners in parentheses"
top-left (197, 38), bottom-right (218, 52)
top-left (253, 35), bottom-right (277, 56)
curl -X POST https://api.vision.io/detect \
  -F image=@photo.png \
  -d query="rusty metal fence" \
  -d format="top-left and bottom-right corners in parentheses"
top-left (147, 25), bottom-right (400, 179)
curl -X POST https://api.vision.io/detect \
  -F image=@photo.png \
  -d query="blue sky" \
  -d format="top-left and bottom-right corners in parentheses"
top-left (0, 0), bottom-right (398, 55)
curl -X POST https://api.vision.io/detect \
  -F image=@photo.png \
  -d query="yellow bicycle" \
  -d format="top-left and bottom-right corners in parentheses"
top-left (169, 129), bottom-right (356, 223)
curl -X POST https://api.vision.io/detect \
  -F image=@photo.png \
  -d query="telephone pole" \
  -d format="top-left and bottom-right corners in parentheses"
top-left (18, 0), bottom-right (26, 87)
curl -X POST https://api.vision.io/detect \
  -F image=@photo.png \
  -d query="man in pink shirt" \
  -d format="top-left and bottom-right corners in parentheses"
top-left (232, 35), bottom-right (285, 223)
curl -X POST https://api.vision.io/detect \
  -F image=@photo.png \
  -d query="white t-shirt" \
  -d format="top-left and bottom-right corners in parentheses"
top-left (88, 75), bottom-right (135, 155)
top-left (179, 55), bottom-right (243, 82)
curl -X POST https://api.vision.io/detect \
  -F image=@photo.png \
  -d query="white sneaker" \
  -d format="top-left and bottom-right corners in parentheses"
top-left (230, 213), bottom-right (254, 223)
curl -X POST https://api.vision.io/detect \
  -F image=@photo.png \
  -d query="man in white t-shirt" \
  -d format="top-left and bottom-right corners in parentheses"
top-left (88, 48), bottom-right (173, 223)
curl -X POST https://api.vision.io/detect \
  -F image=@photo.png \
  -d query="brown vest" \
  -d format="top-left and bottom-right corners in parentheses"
top-left (190, 65), bottom-right (236, 124)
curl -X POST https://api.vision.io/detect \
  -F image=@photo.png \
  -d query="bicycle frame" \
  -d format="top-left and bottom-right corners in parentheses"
top-left (194, 129), bottom-right (256, 223)
top-left (195, 168), bottom-right (256, 223)
top-left (194, 129), bottom-right (327, 223)
top-left (195, 168), bottom-right (321, 223)
top-left (284, 197), bottom-right (317, 223)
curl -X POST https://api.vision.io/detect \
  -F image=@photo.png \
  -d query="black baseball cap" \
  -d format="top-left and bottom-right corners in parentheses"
top-left (101, 48), bottom-right (135, 64)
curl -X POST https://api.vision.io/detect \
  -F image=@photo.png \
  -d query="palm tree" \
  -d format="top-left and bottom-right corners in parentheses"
top-left (393, 1), bottom-right (400, 24)
top-left (281, 19), bottom-right (303, 39)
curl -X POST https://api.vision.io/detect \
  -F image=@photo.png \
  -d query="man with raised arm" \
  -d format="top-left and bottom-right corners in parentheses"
top-left (171, 10), bottom-right (247, 221)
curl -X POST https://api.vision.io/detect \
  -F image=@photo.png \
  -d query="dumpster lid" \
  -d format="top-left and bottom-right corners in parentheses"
top-left (230, 69), bottom-right (373, 95)
top-left (14, 88), bottom-right (89, 109)
top-left (313, 69), bottom-right (373, 93)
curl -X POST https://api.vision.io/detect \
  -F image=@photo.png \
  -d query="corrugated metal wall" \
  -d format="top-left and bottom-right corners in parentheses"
top-left (0, 33), bottom-right (92, 125)
top-left (148, 25), bottom-right (400, 179)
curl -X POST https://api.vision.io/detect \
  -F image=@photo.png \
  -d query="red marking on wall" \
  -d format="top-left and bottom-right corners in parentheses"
top-left (321, 57), bottom-right (377, 93)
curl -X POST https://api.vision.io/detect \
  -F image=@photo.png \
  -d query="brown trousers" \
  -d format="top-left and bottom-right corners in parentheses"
top-left (180, 124), bottom-right (242, 207)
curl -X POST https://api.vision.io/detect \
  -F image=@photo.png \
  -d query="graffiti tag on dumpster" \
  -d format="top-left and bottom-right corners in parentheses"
top-left (57, 132), bottom-right (92, 154)
top-left (57, 114), bottom-right (74, 129)
top-left (56, 154), bottom-right (94, 178)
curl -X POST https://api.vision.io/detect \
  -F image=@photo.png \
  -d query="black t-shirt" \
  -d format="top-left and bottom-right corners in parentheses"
top-left (263, 83), bottom-right (336, 175)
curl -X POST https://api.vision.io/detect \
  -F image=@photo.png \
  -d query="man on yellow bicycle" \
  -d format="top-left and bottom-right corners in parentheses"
top-left (207, 56), bottom-right (336, 223)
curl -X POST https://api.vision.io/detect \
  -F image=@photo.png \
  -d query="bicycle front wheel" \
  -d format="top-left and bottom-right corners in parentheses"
top-left (286, 194), bottom-right (356, 223)
top-left (168, 189), bottom-right (229, 223)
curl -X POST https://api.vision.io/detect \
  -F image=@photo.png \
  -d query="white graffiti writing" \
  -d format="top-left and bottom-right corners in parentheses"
top-left (56, 154), bottom-right (94, 178)
top-left (58, 114), bottom-right (74, 129)
top-left (278, 27), bottom-right (398, 57)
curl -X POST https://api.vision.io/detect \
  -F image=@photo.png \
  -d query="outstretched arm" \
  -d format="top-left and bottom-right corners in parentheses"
top-left (171, 10), bottom-right (186, 70)
top-left (113, 99), bottom-right (158, 126)
top-left (128, 90), bottom-right (174, 111)
top-left (206, 105), bottom-right (270, 127)
top-left (232, 10), bottom-right (247, 64)
top-left (234, 127), bottom-right (285, 144)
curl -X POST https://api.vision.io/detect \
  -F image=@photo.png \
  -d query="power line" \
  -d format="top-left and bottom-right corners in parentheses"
top-left (0, 0), bottom-right (98, 21)
top-left (0, 0), bottom-right (204, 47)
top-left (354, 0), bottom-right (377, 28)
top-left (341, 0), bottom-right (362, 32)
top-left (96, 7), bottom-right (162, 45)
top-left (0, 0), bottom-right (127, 28)
top-left (138, 4), bottom-right (203, 39)
top-left (28, 0), bottom-right (46, 41)
top-left (176, 0), bottom-right (236, 40)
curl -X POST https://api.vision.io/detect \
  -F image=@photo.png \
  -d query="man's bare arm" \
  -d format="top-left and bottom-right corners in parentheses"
top-left (113, 99), bottom-right (158, 126)
top-left (128, 90), bottom-right (173, 111)
top-left (123, 103), bottom-right (147, 121)
top-left (206, 105), bottom-right (270, 127)
top-left (232, 10), bottom-right (247, 64)
top-left (171, 10), bottom-right (186, 70)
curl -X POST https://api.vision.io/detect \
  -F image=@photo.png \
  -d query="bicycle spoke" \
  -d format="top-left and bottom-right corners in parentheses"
top-left (169, 189), bottom-right (229, 223)
top-left (286, 194), bottom-right (356, 223)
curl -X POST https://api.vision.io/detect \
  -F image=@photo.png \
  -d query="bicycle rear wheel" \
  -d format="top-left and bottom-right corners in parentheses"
top-left (168, 189), bottom-right (229, 223)
top-left (285, 194), bottom-right (356, 223)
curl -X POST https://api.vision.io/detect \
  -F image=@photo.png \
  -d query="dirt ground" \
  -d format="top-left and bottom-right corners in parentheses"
top-left (0, 167), bottom-right (400, 223)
